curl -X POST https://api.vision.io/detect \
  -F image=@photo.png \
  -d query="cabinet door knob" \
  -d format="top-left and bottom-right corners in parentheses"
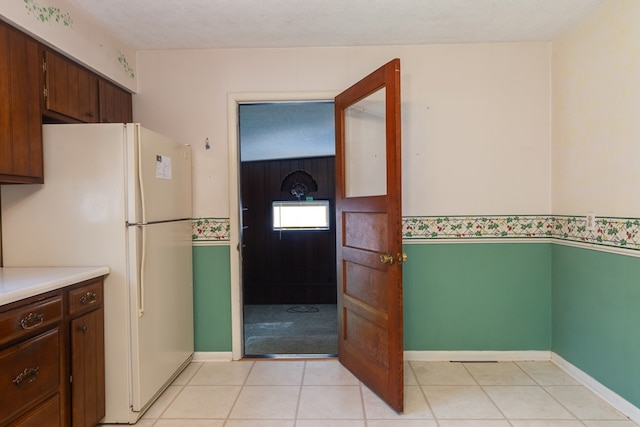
top-left (13, 367), bottom-right (40, 387)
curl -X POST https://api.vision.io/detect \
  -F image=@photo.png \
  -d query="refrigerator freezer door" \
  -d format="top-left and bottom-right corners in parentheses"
top-left (127, 219), bottom-right (194, 411)
top-left (1, 124), bottom-right (128, 267)
top-left (127, 125), bottom-right (192, 224)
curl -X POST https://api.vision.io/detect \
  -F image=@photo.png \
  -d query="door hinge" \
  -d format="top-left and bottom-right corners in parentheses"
top-left (43, 87), bottom-right (48, 99)
top-left (69, 374), bottom-right (73, 383)
top-left (42, 58), bottom-right (47, 73)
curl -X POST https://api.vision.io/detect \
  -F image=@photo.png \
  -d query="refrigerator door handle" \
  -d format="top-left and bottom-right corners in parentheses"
top-left (138, 224), bottom-right (147, 318)
top-left (137, 126), bottom-right (147, 225)
top-left (136, 126), bottom-right (147, 318)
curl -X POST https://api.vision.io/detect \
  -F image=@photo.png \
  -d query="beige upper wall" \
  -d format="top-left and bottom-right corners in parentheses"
top-left (135, 43), bottom-right (552, 218)
top-left (1, 0), bottom-right (137, 91)
top-left (552, 0), bottom-right (640, 217)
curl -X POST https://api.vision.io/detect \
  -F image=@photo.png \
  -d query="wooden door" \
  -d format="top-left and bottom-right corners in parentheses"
top-left (335, 58), bottom-right (404, 412)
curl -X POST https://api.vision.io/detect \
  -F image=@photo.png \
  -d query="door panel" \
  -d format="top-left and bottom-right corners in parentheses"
top-left (345, 262), bottom-right (388, 308)
top-left (344, 87), bottom-right (387, 198)
top-left (344, 212), bottom-right (388, 252)
top-left (335, 58), bottom-right (403, 412)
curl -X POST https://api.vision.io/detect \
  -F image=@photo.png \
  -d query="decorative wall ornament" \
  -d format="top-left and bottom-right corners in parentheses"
top-left (118, 53), bottom-right (135, 79)
top-left (280, 170), bottom-right (318, 200)
top-left (24, 0), bottom-right (73, 27)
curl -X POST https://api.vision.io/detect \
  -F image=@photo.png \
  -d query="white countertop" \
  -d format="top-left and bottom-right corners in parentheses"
top-left (0, 266), bottom-right (110, 306)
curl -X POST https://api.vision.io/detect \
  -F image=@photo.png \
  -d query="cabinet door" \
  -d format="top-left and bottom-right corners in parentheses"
top-left (44, 50), bottom-right (99, 123)
top-left (70, 308), bottom-right (105, 427)
top-left (0, 21), bottom-right (43, 183)
top-left (98, 79), bottom-right (133, 123)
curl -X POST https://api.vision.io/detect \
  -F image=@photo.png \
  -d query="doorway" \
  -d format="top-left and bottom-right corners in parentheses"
top-left (233, 97), bottom-right (338, 357)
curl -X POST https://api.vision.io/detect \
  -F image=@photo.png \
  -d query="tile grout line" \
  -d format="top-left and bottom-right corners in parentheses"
top-left (293, 361), bottom-right (307, 425)
top-left (513, 361), bottom-right (588, 425)
top-left (145, 361), bottom-right (206, 422)
top-left (223, 360), bottom-right (256, 424)
top-left (408, 360), bottom-right (442, 426)
top-left (516, 361), bottom-right (590, 424)
top-left (462, 361), bottom-right (512, 424)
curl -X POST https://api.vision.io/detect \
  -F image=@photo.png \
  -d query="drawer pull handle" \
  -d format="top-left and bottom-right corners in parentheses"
top-left (80, 291), bottom-right (97, 305)
top-left (13, 367), bottom-right (40, 387)
top-left (19, 312), bottom-right (44, 330)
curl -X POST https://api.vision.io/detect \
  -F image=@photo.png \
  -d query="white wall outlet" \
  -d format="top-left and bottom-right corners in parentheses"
top-left (586, 212), bottom-right (596, 231)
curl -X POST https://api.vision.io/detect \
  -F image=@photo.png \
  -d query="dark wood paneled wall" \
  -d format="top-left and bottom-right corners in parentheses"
top-left (241, 156), bottom-right (336, 305)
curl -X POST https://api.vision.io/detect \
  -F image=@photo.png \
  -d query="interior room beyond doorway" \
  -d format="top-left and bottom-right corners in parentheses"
top-left (238, 101), bottom-right (337, 357)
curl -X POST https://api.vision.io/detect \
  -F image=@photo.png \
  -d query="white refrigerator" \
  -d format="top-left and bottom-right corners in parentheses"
top-left (1, 123), bottom-right (194, 424)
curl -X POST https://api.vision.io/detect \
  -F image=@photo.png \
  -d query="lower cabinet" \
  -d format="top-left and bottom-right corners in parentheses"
top-left (69, 282), bottom-right (105, 427)
top-left (0, 277), bottom-right (106, 426)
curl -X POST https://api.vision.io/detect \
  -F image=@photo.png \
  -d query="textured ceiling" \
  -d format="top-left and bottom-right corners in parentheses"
top-left (69, 0), bottom-right (606, 50)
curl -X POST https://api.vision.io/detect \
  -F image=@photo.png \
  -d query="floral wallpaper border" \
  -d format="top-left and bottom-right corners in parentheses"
top-left (191, 215), bottom-right (640, 251)
top-left (403, 215), bottom-right (640, 251)
top-left (192, 218), bottom-right (230, 242)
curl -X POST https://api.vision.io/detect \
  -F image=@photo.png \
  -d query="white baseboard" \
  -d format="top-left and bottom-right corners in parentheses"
top-left (404, 350), bottom-right (551, 362)
top-left (193, 351), bottom-right (233, 362)
top-left (551, 352), bottom-right (640, 425)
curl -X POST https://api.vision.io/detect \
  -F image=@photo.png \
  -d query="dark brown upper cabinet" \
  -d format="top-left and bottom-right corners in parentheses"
top-left (0, 20), bottom-right (44, 184)
top-left (43, 49), bottom-right (100, 123)
top-left (0, 20), bottom-right (133, 184)
top-left (99, 79), bottom-right (133, 123)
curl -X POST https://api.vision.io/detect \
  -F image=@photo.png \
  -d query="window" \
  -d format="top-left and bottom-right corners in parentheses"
top-left (272, 200), bottom-right (330, 231)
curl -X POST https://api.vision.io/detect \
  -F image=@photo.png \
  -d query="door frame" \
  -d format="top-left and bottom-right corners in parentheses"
top-left (227, 91), bottom-right (337, 360)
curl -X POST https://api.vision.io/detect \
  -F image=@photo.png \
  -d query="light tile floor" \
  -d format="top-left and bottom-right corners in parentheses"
top-left (101, 360), bottom-right (639, 426)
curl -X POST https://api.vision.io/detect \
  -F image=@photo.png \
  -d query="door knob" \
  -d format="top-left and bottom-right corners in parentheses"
top-left (380, 254), bottom-right (395, 265)
top-left (397, 252), bottom-right (408, 264)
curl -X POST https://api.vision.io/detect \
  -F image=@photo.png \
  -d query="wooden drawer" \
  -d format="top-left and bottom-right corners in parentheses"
top-left (0, 296), bottom-right (62, 346)
top-left (8, 393), bottom-right (61, 427)
top-left (0, 328), bottom-right (60, 424)
top-left (68, 280), bottom-right (103, 316)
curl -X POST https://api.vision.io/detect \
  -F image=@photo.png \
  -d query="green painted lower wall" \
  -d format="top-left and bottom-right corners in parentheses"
top-left (403, 243), bottom-right (552, 350)
top-left (192, 242), bottom-right (553, 352)
top-left (552, 244), bottom-right (640, 408)
top-left (193, 245), bottom-right (232, 351)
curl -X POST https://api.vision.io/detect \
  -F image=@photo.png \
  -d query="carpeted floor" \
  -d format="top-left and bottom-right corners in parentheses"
top-left (243, 304), bottom-right (338, 356)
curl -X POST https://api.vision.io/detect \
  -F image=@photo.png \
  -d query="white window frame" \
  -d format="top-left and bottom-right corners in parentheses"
top-left (272, 200), bottom-right (330, 231)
